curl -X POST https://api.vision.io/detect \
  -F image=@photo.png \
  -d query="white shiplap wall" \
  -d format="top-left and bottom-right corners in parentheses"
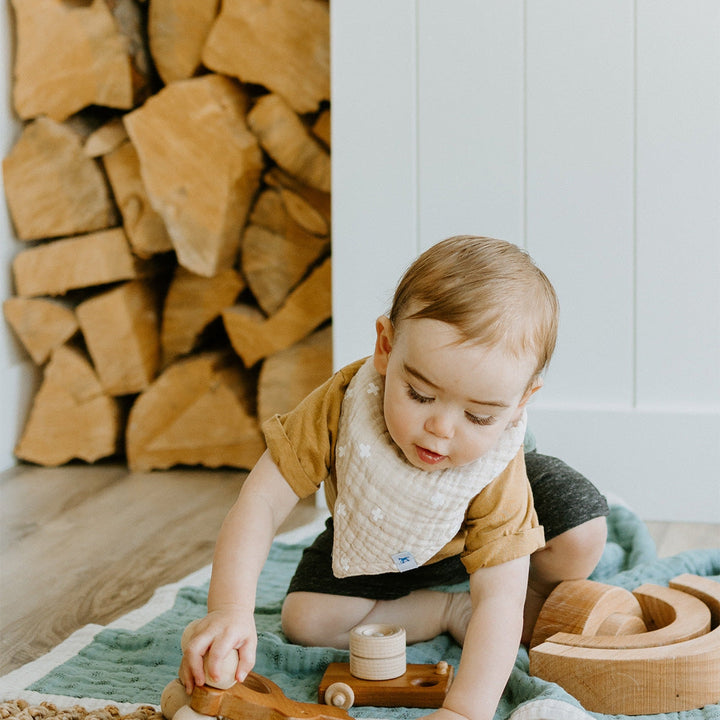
top-left (331, 0), bottom-right (720, 522)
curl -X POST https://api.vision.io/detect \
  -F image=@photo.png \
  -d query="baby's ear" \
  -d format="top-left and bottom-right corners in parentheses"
top-left (519, 376), bottom-right (543, 408)
top-left (373, 316), bottom-right (394, 375)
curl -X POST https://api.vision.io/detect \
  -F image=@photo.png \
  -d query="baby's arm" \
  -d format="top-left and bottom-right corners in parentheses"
top-left (429, 556), bottom-right (530, 720)
top-left (179, 450), bottom-right (300, 692)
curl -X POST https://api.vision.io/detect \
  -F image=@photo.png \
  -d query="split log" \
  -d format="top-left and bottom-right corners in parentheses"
top-left (257, 325), bottom-right (332, 423)
top-left (223, 255), bottom-right (331, 367)
top-left (161, 266), bottom-right (245, 366)
top-left (12, 228), bottom-right (139, 297)
top-left (148, 0), bottom-right (220, 84)
top-left (249, 189), bottom-right (288, 235)
top-left (76, 280), bottom-right (160, 396)
top-left (2, 297), bottom-right (79, 365)
top-left (10, 0), bottom-right (135, 122)
top-left (265, 167), bottom-right (331, 237)
top-left (84, 117), bottom-right (129, 158)
top-left (15, 345), bottom-right (121, 466)
top-left (3, 117), bottom-right (118, 241)
top-left (126, 351), bottom-right (266, 471)
top-left (312, 108), bottom-right (331, 148)
top-left (247, 93), bottom-right (331, 192)
top-left (103, 140), bottom-right (174, 258)
top-left (105, 0), bottom-right (154, 105)
top-left (242, 224), bottom-right (329, 315)
top-left (124, 74), bottom-right (264, 277)
top-left (249, 184), bottom-right (329, 243)
top-left (201, 0), bottom-right (330, 114)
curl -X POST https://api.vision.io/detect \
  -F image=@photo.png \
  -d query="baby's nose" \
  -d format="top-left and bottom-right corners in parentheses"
top-left (425, 411), bottom-right (454, 439)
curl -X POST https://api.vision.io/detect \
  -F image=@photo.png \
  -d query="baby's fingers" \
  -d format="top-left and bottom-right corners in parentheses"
top-left (235, 634), bottom-right (257, 685)
top-left (181, 626), bottom-right (214, 691)
top-left (178, 655), bottom-right (198, 695)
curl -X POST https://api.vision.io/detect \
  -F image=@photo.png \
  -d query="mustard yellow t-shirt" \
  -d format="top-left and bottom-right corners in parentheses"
top-left (262, 359), bottom-right (545, 574)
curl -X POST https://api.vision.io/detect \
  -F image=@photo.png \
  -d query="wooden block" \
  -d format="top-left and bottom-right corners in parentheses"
top-left (2, 297), bottom-right (79, 365)
top-left (530, 578), bottom-right (644, 648)
top-left (201, 0), bottom-right (330, 114)
top-left (671, 572), bottom-right (720, 626)
top-left (124, 74), bottom-right (263, 277)
top-left (242, 224), bottom-right (329, 315)
top-left (161, 266), bottom-right (245, 366)
top-left (12, 228), bottom-right (139, 297)
top-left (247, 94), bottom-right (331, 193)
top-left (223, 256), bottom-right (331, 366)
top-left (318, 662), bottom-right (453, 709)
top-left (2, 117), bottom-right (117, 241)
top-left (103, 140), bottom-right (174, 258)
top-left (595, 612), bottom-right (649, 637)
top-left (540, 583), bottom-right (710, 649)
top-left (529, 574), bottom-right (720, 714)
top-left (191, 671), bottom-right (349, 720)
top-left (257, 325), bottom-right (332, 423)
top-left (10, 0), bottom-right (134, 121)
top-left (126, 351), bottom-right (265, 471)
top-left (76, 280), bottom-right (160, 396)
top-left (15, 345), bottom-right (121, 466)
top-left (148, 0), bottom-right (220, 84)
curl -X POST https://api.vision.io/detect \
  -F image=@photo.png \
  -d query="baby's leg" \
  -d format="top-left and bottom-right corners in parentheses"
top-left (522, 516), bottom-right (607, 644)
top-left (522, 450), bottom-right (610, 645)
top-left (281, 589), bottom-right (472, 648)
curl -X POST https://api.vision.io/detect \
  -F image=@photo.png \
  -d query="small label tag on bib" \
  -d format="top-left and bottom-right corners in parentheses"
top-left (391, 550), bottom-right (419, 572)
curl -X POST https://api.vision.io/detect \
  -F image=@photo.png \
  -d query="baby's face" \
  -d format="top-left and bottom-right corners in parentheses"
top-left (374, 317), bottom-right (538, 471)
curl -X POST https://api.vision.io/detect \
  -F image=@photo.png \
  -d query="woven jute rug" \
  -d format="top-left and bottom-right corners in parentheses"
top-left (0, 700), bottom-right (163, 720)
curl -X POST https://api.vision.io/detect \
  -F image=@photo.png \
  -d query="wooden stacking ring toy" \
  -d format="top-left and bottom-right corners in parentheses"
top-left (349, 623), bottom-right (406, 680)
top-left (529, 573), bottom-right (720, 714)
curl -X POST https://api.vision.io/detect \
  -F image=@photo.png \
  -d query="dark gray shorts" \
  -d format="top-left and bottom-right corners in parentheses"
top-left (287, 451), bottom-right (609, 601)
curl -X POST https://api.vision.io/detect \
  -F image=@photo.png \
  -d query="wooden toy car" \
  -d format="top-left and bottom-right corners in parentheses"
top-left (186, 671), bottom-right (351, 720)
top-left (318, 661), bottom-right (454, 710)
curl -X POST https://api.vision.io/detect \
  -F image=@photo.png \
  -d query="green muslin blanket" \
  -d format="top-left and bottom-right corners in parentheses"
top-left (1, 505), bottom-right (718, 720)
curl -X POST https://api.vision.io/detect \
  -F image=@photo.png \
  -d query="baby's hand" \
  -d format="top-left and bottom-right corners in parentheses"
top-left (178, 607), bottom-right (257, 694)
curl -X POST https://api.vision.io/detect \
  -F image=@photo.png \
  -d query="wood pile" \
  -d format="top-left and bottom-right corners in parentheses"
top-left (2, 0), bottom-right (333, 471)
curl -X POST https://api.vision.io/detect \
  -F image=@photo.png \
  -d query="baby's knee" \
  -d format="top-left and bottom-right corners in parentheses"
top-left (531, 515), bottom-right (608, 586)
top-left (281, 592), bottom-right (322, 646)
top-left (281, 592), bottom-right (375, 649)
top-left (561, 515), bottom-right (608, 569)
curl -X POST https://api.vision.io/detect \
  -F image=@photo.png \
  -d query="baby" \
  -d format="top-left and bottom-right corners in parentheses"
top-left (181, 236), bottom-right (608, 720)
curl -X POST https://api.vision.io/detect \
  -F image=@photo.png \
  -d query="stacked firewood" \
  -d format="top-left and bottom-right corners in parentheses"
top-left (2, 0), bottom-right (333, 471)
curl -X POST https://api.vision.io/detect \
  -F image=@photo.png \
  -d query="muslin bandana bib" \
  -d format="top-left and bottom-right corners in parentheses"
top-left (332, 358), bottom-right (527, 578)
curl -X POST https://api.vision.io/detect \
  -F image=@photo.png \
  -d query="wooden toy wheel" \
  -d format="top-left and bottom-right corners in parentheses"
top-left (324, 682), bottom-right (354, 710)
top-left (161, 678), bottom-right (191, 720)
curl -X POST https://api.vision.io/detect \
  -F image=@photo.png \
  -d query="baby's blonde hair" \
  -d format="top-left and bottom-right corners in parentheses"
top-left (389, 236), bottom-right (559, 379)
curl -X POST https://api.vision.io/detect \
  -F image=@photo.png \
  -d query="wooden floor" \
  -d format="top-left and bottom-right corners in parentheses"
top-left (1, 463), bottom-right (718, 677)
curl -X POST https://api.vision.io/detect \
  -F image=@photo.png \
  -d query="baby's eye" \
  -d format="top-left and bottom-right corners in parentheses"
top-left (406, 384), bottom-right (433, 404)
top-left (465, 412), bottom-right (495, 426)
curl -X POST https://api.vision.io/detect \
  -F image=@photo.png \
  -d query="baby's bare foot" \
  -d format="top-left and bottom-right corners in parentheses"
top-left (444, 591), bottom-right (472, 646)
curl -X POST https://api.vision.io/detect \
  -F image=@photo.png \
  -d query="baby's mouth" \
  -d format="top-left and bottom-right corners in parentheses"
top-left (415, 445), bottom-right (447, 465)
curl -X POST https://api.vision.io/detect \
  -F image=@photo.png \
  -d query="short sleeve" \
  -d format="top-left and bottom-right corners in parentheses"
top-left (460, 448), bottom-right (545, 573)
top-left (261, 359), bottom-right (365, 499)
